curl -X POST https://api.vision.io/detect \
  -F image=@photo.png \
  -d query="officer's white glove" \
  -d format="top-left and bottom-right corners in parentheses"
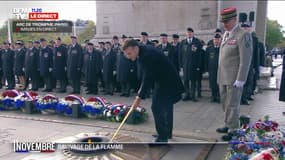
top-left (22, 68), bottom-right (25, 72)
top-left (64, 67), bottom-right (67, 71)
top-left (77, 67), bottom-right (80, 71)
top-left (49, 68), bottom-right (53, 72)
top-left (113, 71), bottom-right (116, 75)
top-left (233, 80), bottom-right (245, 88)
top-left (196, 68), bottom-right (200, 71)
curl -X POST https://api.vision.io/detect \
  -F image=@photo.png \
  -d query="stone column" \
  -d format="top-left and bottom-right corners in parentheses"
top-left (255, 0), bottom-right (268, 43)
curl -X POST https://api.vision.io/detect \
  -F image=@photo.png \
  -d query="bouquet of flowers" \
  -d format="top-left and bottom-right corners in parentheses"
top-left (81, 97), bottom-right (111, 119)
top-left (56, 95), bottom-right (85, 116)
top-left (35, 94), bottom-right (58, 114)
top-left (225, 116), bottom-right (285, 160)
top-left (1, 90), bottom-right (20, 110)
top-left (14, 91), bottom-right (39, 110)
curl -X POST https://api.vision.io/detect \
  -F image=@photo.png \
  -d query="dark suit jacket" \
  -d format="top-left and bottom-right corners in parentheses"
top-left (137, 45), bottom-right (184, 104)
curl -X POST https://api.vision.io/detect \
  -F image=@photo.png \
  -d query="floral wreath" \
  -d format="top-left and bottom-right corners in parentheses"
top-left (35, 94), bottom-right (59, 113)
top-left (81, 97), bottom-right (111, 118)
top-left (0, 90), bottom-right (20, 109)
top-left (56, 95), bottom-right (85, 116)
top-left (103, 103), bottom-right (128, 122)
top-left (225, 116), bottom-right (285, 160)
top-left (14, 91), bottom-right (39, 109)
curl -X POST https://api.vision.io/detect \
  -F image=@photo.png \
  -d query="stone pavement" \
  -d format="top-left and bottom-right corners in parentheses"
top-left (0, 57), bottom-right (283, 160)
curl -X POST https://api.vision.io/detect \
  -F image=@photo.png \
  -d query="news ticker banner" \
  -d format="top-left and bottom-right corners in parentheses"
top-left (12, 141), bottom-right (240, 153)
top-left (13, 141), bottom-right (125, 153)
top-left (12, 20), bottom-right (73, 33)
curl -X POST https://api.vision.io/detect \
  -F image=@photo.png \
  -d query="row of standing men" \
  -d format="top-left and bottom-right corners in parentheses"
top-left (0, 27), bottom-right (265, 103)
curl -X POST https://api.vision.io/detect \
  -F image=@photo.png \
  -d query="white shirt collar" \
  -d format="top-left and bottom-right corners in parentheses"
top-left (187, 37), bottom-right (193, 43)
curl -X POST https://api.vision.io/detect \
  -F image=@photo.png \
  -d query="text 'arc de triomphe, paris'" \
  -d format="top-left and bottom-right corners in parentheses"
top-left (94, 1), bottom-right (267, 43)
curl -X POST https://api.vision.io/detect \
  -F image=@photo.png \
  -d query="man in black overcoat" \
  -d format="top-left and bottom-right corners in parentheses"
top-left (67, 36), bottom-right (83, 94)
top-left (25, 41), bottom-right (40, 91)
top-left (84, 42), bottom-right (103, 94)
top-left (39, 38), bottom-right (53, 92)
top-left (179, 28), bottom-right (203, 102)
top-left (116, 46), bottom-right (132, 97)
top-left (14, 40), bottom-right (26, 90)
top-left (103, 42), bottom-right (116, 95)
top-left (53, 37), bottom-right (68, 93)
top-left (205, 34), bottom-right (221, 102)
top-left (1, 42), bottom-right (15, 89)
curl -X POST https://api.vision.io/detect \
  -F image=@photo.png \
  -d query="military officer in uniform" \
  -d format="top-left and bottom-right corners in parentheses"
top-left (84, 42), bottom-right (103, 94)
top-left (157, 33), bottom-right (178, 72)
top-left (103, 42), bottom-right (116, 95)
top-left (25, 40), bottom-right (40, 91)
top-left (53, 37), bottom-right (68, 93)
top-left (122, 39), bottom-right (184, 142)
top-left (216, 7), bottom-right (253, 141)
top-left (39, 38), bottom-right (53, 92)
top-left (205, 34), bottom-right (222, 102)
top-left (179, 28), bottom-right (203, 102)
top-left (67, 36), bottom-right (83, 94)
top-left (14, 40), bottom-right (26, 90)
top-left (2, 42), bottom-right (15, 89)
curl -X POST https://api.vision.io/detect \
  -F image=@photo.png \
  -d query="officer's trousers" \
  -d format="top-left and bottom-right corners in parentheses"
top-left (219, 85), bottom-right (243, 130)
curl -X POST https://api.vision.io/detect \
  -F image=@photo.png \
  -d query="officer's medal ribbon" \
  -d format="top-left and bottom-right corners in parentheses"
top-left (192, 45), bottom-right (197, 52)
top-left (227, 39), bottom-right (237, 45)
top-left (44, 52), bottom-right (48, 58)
top-left (71, 49), bottom-right (77, 54)
top-left (210, 52), bottom-right (215, 58)
top-left (57, 52), bottom-right (62, 57)
top-left (183, 45), bottom-right (187, 52)
top-left (163, 51), bottom-right (169, 56)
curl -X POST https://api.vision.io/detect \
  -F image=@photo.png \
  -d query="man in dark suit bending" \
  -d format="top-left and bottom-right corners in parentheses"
top-left (122, 39), bottom-right (184, 143)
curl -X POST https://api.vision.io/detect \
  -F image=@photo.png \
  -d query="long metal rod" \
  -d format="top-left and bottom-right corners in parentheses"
top-left (110, 105), bottom-right (135, 142)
